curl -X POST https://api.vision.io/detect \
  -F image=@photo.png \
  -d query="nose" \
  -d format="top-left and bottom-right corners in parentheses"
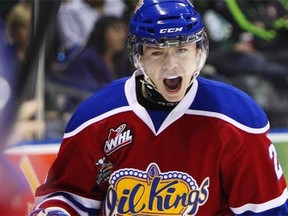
top-left (162, 53), bottom-right (179, 71)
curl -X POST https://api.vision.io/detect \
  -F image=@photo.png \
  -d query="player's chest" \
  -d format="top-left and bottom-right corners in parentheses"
top-left (99, 113), bottom-right (223, 167)
top-left (96, 115), bottom-right (226, 215)
top-left (101, 114), bottom-right (221, 164)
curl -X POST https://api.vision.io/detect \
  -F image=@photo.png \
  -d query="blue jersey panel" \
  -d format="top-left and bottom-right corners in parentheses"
top-left (191, 77), bottom-right (268, 128)
top-left (65, 77), bottom-right (129, 132)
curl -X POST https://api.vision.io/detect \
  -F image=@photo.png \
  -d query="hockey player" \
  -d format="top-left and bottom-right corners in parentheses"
top-left (29, 0), bottom-right (288, 215)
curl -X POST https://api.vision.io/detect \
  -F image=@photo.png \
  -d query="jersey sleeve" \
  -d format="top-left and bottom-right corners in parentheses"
top-left (220, 125), bottom-right (288, 215)
top-left (32, 125), bottom-right (105, 215)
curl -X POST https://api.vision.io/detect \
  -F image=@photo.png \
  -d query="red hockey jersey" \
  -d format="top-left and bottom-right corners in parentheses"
top-left (33, 71), bottom-right (288, 215)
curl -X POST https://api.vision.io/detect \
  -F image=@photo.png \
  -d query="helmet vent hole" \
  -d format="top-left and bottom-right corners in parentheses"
top-left (187, 22), bottom-right (197, 30)
top-left (187, 24), bottom-right (193, 30)
top-left (143, 19), bottom-right (153, 23)
top-left (158, 16), bottom-right (181, 21)
top-left (147, 28), bottom-right (155, 34)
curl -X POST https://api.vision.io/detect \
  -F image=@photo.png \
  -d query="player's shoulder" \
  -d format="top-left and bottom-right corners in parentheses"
top-left (196, 76), bottom-right (251, 99)
top-left (192, 77), bottom-right (268, 128)
top-left (65, 77), bottom-right (130, 132)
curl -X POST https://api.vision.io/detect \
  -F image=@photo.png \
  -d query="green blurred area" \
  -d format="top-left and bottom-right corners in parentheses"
top-left (275, 142), bottom-right (288, 184)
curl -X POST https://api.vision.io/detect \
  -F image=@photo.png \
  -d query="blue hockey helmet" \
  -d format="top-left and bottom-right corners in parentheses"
top-left (129, 0), bottom-right (204, 46)
top-left (128, 0), bottom-right (208, 68)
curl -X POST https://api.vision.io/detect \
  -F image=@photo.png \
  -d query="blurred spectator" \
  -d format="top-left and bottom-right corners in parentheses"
top-left (195, 0), bottom-right (288, 128)
top-left (0, 2), bottom-right (45, 147)
top-left (56, 15), bottom-right (132, 99)
top-left (6, 99), bottom-right (45, 147)
top-left (5, 1), bottom-right (31, 65)
top-left (55, 0), bottom-right (127, 67)
top-left (56, 0), bottom-right (104, 61)
top-left (0, 16), bottom-right (14, 147)
top-left (45, 16), bottom-right (133, 139)
top-left (203, 0), bottom-right (288, 77)
top-left (104, 0), bottom-right (126, 18)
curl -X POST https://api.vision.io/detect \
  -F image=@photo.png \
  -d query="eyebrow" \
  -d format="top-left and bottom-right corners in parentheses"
top-left (145, 46), bottom-right (162, 51)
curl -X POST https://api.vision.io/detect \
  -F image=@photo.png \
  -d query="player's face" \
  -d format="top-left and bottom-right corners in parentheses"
top-left (140, 43), bottom-right (198, 102)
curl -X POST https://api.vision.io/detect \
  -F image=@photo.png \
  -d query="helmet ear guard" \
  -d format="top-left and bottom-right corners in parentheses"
top-left (127, 34), bottom-right (144, 69)
top-left (195, 31), bottom-right (209, 74)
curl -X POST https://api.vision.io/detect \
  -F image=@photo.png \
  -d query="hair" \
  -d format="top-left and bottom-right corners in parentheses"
top-left (86, 16), bottom-right (125, 54)
top-left (5, 3), bottom-right (31, 43)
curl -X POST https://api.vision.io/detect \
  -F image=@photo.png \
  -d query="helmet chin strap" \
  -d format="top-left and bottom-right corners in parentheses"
top-left (139, 78), bottom-right (179, 107)
top-left (134, 55), bottom-right (155, 88)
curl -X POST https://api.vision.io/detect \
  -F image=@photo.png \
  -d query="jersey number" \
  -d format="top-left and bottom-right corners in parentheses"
top-left (269, 144), bottom-right (283, 180)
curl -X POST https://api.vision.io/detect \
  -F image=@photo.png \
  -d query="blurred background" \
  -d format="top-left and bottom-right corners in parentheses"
top-left (0, 0), bottom-right (287, 215)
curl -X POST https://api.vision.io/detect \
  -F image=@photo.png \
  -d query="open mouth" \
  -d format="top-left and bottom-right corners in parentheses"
top-left (163, 77), bottom-right (182, 92)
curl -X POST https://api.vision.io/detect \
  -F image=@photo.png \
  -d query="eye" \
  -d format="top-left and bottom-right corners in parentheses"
top-left (177, 47), bottom-right (188, 53)
top-left (151, 50), bottom-right (163, 56)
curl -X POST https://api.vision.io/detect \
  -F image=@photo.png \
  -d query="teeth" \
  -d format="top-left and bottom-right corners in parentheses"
top-left (166, 76), bottom-right (178, 79)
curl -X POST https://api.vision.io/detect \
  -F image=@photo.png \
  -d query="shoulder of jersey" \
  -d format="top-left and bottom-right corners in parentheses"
top-left (192, 77), bottom-right (268, 129)
top-left (65, 77), bottom-right (129, 132)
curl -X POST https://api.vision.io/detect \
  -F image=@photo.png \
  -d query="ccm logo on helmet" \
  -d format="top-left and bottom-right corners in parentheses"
top-left (159, 27), bottom-right (183, 33)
